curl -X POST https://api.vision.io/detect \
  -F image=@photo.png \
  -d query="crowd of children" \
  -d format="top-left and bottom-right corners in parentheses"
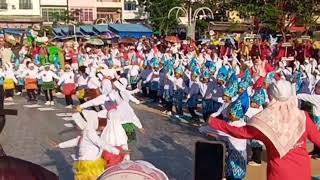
top-left (2, 33), bottom-right (320, 179)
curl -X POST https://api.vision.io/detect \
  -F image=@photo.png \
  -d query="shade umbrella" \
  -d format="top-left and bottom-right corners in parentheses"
top-left (165, 36), bottom-right (180, 43)
top-left (99, 31), bottom-right (117, 39)
top-left (119, 37), bottom-right (137, 44)
top-left (86, 38), bottom-right (105, 46)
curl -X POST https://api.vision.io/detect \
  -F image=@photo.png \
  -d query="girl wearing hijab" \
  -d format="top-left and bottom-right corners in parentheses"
top-left (57, 64), bottom-right (76, 108)
top-left (209, 80), bottom-right (320, 180)
top-left (56, 110), bottom-right (120, 180)
top-left (22, 62), bottom-right (39, 102)
top-left (77, 78), bottom-right (143, 146)
top-left (3, 63), bottom-right (17, 101)
top-left (245, 89), bottom-right (266, 166)
top-left (38, 63), bottom-right (59, 105)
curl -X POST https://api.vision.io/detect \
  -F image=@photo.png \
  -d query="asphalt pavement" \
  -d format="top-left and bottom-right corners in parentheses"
top-left (0, 95), bottom-right (320, 180)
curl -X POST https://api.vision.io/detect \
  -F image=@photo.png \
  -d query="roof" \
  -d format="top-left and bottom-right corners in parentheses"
top-left (80, 25), bottom-right (95, 34)
top-left (0, 15), bottom-right (42, 22)
top-left (93, 25), bottom-right (109, 34)
top-left (109, 24), bottom-right (152, 33)
top-left (209, 22), bottom-right (249, 32)
top-left (4, 28), bottom-right (25, 36)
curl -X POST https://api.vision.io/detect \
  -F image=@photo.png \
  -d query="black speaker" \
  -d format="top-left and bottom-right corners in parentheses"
top-left (195, 141), bottom-right (226, 180)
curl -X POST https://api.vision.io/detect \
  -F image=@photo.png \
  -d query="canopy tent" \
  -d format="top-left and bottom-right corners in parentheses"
top-left (3, 28), bottom-right (25, 36)
top-left (80, 25), bottom-right (96, 35)
top-left (93, 25), bottom-right (109, 34)
top-left (108, 24), bottom-right (153, 38)
top-left (53, 27), bottom-right (66, 36)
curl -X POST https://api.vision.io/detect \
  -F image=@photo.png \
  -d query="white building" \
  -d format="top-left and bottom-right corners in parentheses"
top-left (40, 0), bottom-right (67, 25)
top-left (0, 0), bottom-right (42, 28)
top-left (122, 0), bottom-right (148, 23)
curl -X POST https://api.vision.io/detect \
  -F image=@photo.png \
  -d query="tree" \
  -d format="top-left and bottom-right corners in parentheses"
top-left (51, 10), bottom-right (78, 27)
top-left (139, 0), bottom-right (183, 35)
top-left (229, 0), bottom-right (320, 37)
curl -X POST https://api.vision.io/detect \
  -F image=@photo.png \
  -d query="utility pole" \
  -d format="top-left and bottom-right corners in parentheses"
top-left (66, 0), bottom-right (69, 24)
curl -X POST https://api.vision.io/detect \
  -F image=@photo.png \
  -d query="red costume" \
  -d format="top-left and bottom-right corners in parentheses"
top-left (209, 112), bottom-right (320, 180)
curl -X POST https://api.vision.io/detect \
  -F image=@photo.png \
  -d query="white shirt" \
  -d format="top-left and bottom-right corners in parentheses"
top-left (101, 79), bottom-right (112, 95)
top-left (58, 130), bottom-right (119, 161)
top-left (4, 70), bottom-right (17, 83)
top-left (38, 70), bottom-right (60, 82)
top-left (77, 74), bottom-right (89, 87)
top-left (129, 65), bottom-right (140, 77)
top-left (87, 76), bottom-right (101, 89)
top-left (298, 93), bottom-right (320, 116)
top-left (58, 71), bottom-right (75, 85)
top-left (22, 69), bottom-right (39, 79)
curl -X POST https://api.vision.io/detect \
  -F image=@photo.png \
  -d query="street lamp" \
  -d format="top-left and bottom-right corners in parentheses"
top-left (168, 0), bottom-right (213, 39)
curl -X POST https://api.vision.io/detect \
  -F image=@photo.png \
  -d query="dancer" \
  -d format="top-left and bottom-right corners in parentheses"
top-left (38, 63), bottom-right (59, 105)
top-left (58, 64), bottom-right (76, 108)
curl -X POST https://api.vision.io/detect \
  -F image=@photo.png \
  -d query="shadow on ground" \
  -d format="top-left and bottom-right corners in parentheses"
top-left (44, 150), bottom-right (74, 180)
top-left (138, 135), bottom-right (194, 180)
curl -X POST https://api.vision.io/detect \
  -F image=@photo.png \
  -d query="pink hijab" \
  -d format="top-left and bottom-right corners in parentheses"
top-left (248, 80), bottom-right (306, 158)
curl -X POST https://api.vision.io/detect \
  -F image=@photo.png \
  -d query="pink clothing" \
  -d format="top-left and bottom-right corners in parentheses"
top-left (209, 112), bottom-right (320, 180)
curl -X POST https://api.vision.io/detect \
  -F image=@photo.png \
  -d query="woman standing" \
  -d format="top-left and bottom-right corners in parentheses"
top-left (209, 80), bottom-right (320, 180)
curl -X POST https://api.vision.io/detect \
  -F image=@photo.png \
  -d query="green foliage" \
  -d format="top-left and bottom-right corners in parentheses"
top-left (229, 0), bottom-right (320, 33)
top-left (139, 0), bottom-right (182, 35)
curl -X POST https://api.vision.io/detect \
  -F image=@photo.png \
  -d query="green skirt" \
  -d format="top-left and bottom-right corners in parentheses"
top-left (42, 81), bottom-right (55, 90)
top-left (122, 123), bottom-right (137, 144)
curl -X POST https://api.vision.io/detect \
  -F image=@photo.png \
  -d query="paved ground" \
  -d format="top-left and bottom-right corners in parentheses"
top-left (1, 95), bottom-right (320, 180)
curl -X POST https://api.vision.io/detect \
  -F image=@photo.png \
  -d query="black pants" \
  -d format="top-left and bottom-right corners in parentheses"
top-left (142, 83), bottom-right (149, 97)
top-left (188, 107), bottom-right (199, 121)
top-left (65, 95), bottom-right (73, 106)
top-left (165, 101), bottom-right (173, 112)
top-left (5, 89), bottom-right (14, 98)
top-left (251, 146), bottom-right (263, 164)
top-left (175, 104), bottom-right (183, 115)
top-left (150, 90), bottom-right (158, 102)
top-left (44, 90), bottom-right (53, 101)
top-left (79, 98), bottom-right (85, 104)
top-left (27, 89), bottom-right (37, 101)
top-left (131, 83), bottom-right (137, 90)
top-left (37, 84), bottom-right (42, 95)
top-left (16, 85), bottom-right (23, 93)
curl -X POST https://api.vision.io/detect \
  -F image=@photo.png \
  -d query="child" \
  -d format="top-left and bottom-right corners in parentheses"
top-left (200, 68), bottom-right (214, 122)
top-left (150, 59), bottom-right (161, 103)
top-left (56, 110), bottom-right (120, 179)
top-left (140, 64), bottom-right (152, 97)
top-left (208, 94), bottom-right (248, 180)
top-left (246, 89), bottom-right (266, 166)
top-left (38, 63), bottom-right (60, 105)
top-left (297, 81), bottom-right (320, 158)
top-left (162, 70), bottom-right (175, 116)
top-left (76, 66), bottom-right (89, 104)
top-left (58, 64), bottom-right (76, 108)
top-left (187, 67), bottom-right (201, 124)
top-left (3, 63), bottom-right (17, 101)
top-left (128, 63), bottom-right (140, 90)
top-left (22, 63), bottom-right (39, 102)
top-left (172, 65), bottom-right (185, 118)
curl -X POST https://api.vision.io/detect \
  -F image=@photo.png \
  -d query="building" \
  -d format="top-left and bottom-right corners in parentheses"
top-left (122, 0), bottom-right (148, 23)
top-left (68, 0), bottom-right (122, 24)
top-left (0, 0), bottom-right (42, 28)
top-left (96, 0), bottom-right (122, 23)
top-left (40, 0), bottom-right (67, 25)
